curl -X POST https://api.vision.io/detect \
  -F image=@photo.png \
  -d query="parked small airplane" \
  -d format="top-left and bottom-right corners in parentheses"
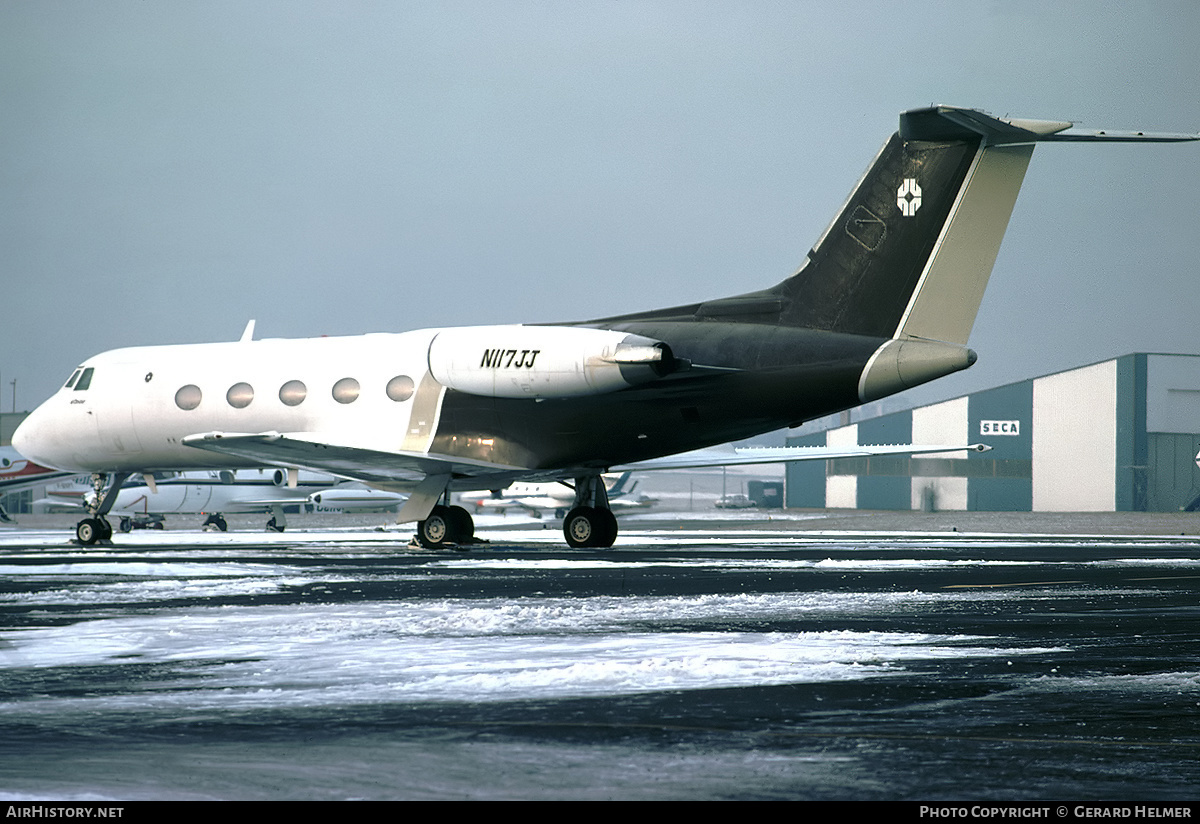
top-left (44, 469), bottom-right (405, 532)
top-left (14, 106), bottom-right (1197, 548)
top-left (0, 445), bottom-right (79, 523)
top-left (463, 472), bottom-right (653, 518)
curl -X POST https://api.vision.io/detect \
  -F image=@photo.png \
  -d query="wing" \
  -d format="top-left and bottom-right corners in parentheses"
top-left (224, 496), bottom-right (313, 509)
top-left (182, 430), bottom-right (989, 523)
top-left (184, 429), bottom-right (987, 478)
top-left (180, 431), bottom-right (529, 490)
top-left (182, 430), bottom-right (544, 524)
top-left (614, 443), bottom-right (990, 471)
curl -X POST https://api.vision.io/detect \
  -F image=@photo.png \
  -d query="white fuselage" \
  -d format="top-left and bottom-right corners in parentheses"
top-left (15, 330), bottom-right (441, 473)
top-left (13, 323), bottom-right (668, 476)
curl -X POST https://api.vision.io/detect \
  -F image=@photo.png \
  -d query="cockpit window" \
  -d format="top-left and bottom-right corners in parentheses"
top-left (64, 369), bottom-right (82, 389)
top-left (74, 367), bottom-right (94, 391)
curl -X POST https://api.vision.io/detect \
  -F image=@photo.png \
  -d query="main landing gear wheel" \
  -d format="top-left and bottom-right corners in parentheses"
top-left (563, 506), bottom-right (617, 549)
top-left (75, 517), bottom-right (112, 545)
top-left (416, 506), bottom-right (451, 548)
top-left (447, 505), bottom-right (474, 543)
top-left (416, 504), bottom-right (475, 549)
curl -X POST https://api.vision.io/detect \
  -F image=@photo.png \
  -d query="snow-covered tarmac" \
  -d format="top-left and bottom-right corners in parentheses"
top-left (2, 511), bottom-right (1198, 800)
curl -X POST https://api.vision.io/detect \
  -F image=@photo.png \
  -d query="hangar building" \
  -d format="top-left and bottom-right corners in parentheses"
top-left (785, 353), bottom-right (1200, 512)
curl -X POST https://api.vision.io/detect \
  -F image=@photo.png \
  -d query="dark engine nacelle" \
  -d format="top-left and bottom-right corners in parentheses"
top-left (427, 325), bottom-right (674, 399)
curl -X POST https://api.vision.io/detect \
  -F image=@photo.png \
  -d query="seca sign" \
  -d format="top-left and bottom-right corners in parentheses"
top-left (980, 420), bottom-right (1020, 436)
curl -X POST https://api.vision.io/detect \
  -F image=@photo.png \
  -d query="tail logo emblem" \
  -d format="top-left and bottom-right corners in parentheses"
top-left (897, 178), bottom-right (922, 217)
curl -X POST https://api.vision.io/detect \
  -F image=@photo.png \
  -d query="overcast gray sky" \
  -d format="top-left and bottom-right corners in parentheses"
top-left (3, 1), bottom-right (1198, 418)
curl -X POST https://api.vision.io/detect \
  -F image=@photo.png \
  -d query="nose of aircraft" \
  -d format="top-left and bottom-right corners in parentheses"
top-left (12, 403), bottom-right (65, 470)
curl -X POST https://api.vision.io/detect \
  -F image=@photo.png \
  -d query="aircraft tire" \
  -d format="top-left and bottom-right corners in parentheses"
top-left (417, 506), bottom-right (452, 548)
top-left (119, 518), bottom-right (133, 533)
top-left (447, 505), bottom-right (474, 543)
top-left (563, 506), bottom-right (592, 547)
top-left (562, 507), bottom-right (611, 548)
top-left (75, 518), bottom-right (103, 545)
top-left (594, 508), bottom-right (618, 548)
top-left (564, 507), bottom-right (618, 548)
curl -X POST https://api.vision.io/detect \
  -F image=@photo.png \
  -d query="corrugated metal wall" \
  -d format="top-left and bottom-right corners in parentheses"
top-left (784, 432), bottom-right (827, 507)
top-left (967, 379), bottom-right (1032, 511)
top-left (1146, 433), bottom-right (1200, 510)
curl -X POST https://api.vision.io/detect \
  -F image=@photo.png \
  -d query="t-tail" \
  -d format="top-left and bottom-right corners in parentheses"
top-left (774, 106), bottom-right (1198, 400)
top-left (606, 105), bottom-right (1197, 401)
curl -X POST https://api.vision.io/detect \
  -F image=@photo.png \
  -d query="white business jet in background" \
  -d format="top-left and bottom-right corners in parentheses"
top-left (42, 468), bottom-right (406, 533)
top-left (462, 472), bottom-right (653, 519)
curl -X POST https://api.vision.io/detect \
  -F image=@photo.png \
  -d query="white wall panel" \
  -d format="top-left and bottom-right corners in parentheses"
top-left (1032, 361), bottom-right (1117, 511)
top-left (1146, 354), bottom-right (1200, 434)
top-left (910, 396), bottom-right (969, 510)
top-left (825, 424), bottom-right (858, 509)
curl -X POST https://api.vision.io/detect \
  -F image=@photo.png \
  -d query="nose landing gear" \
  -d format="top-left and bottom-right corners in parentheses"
top-left (74, 472), bottom-right (132, 545)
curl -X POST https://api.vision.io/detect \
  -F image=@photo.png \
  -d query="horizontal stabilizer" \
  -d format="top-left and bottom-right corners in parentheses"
top-left (615, 442), bottom-right (990, 472)
top-left (901, 105), bottom-right (1199, 144)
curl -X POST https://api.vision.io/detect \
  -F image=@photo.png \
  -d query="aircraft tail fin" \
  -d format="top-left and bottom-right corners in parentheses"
top-left (762, 107), bottom-right (1055, 344)
top-left (604, 470), bottom-right (634, 496)
top-left (695, 106), bottom-right (1197, 345)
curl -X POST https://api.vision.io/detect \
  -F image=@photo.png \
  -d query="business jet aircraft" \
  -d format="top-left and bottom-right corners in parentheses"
top-left (14, 106), bottom-right (1197, 548)
top-left (463, 472), bottom-right (652, 518)
top-left (51, 468), bottom-right (406, 532)
top-left (0, 445), bottom-right (77, 523)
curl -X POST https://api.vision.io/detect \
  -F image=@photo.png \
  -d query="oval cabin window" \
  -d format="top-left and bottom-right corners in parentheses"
top-left (279, 380), bottom-right (307, 407)
top-left (175, 385), bottom-right (202, 411)
top-left (227, 382), bottom-right (254, 409)
top-left (386, 375), bottom-right (414, 402)
top-left (332, 377), bottom-right (360, 404)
